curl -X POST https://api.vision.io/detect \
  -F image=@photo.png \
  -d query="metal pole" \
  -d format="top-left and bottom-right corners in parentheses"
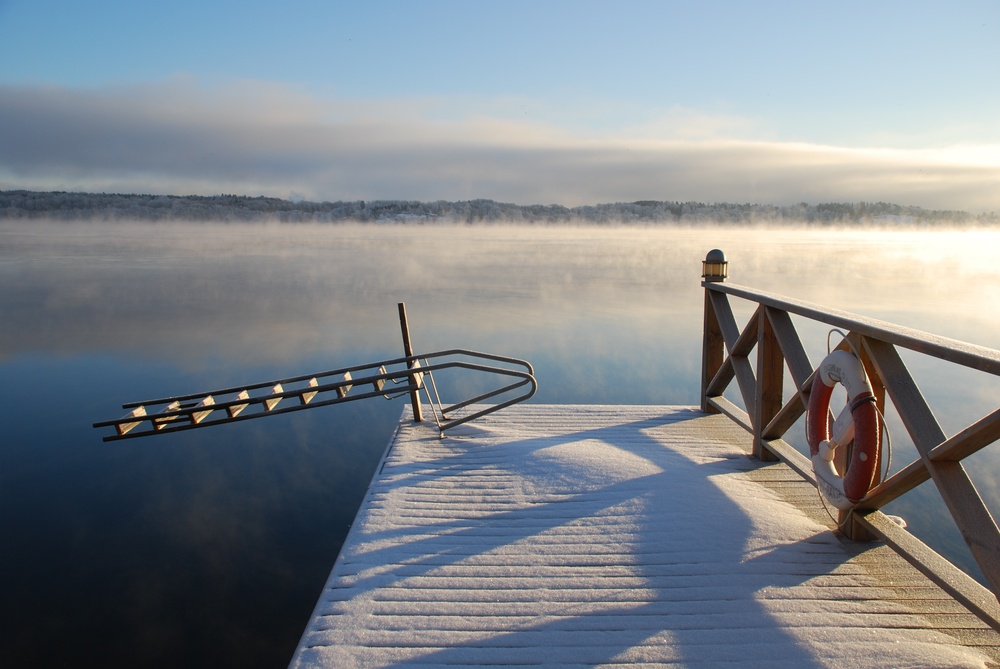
top-left (398, 302), bottom-right (423, 422)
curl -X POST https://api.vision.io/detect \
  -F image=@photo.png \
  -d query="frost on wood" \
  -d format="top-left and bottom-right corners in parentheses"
top-left (289, 405), bottom-right (990, 669)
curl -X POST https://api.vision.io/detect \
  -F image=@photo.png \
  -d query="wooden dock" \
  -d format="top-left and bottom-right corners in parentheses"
top-left (289, 405), bottom-right (1000, 668)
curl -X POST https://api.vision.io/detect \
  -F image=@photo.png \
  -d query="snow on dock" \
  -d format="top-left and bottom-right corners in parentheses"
top-left (289, 405), bottom-right (999, 668)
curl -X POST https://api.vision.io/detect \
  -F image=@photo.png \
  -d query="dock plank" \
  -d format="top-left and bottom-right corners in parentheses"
top-left (290, 405), bottom-right (1000, 668)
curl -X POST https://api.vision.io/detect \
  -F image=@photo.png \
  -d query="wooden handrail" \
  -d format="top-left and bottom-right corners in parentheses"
top-left (699, 249), bottom-right (1000, 629)
top-left (711, 281), bottom-right (1000, 374)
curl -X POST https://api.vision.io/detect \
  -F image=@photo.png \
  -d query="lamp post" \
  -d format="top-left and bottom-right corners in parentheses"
top-left (702, 248), bottom-right (728, 283)
top-left (701, 250), bottom-right (726, 413)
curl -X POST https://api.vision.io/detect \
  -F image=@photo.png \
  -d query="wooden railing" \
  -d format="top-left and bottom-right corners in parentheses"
top-left (700, 249), bottom-right (1000, 630)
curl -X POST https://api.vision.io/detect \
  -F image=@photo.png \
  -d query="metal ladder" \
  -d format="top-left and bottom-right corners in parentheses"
top-left (93, 304), bottom-right (536, 442)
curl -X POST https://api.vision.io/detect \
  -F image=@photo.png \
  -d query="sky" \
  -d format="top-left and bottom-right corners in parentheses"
top-left (1, 1), bottom-right (998, 211)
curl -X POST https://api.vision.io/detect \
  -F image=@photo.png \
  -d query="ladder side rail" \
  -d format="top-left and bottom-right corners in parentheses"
top-left (407, 354), bottom-right (537, 414)
top-left (96, 366), bottom-right (421, 437)
top-left (97, 356), bottom-right (537, 442)
top-left (416, 348), bottom-right (536, 376)
top-left (121, 348), bottom-right (534, 410)
top-left (439, 376), bottom-right (535, 415)
top-left (96, 374), bottom-right (368, 430)
top-left (437, 378), bottom-right (538, 432)
top-left (100, 381), bottom-right (424, 442)
top-left (118, 357), bottom-right (420, 409)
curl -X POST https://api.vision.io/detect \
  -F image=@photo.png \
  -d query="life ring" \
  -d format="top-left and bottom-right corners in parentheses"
top-left (806, 350), bottom-right (881, 510)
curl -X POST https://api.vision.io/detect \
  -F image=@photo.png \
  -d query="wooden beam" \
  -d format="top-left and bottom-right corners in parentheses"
top-left (857, 509), bottom-right (1000, 631)
top-left (867, 408), bottom-right (1000, 507)
top-left (337, 371), bottom-right (353, 399)
top-left (760, 310), bottom-right (816, 440)
top-left (709, 291), bottom-right (758, 419)
top-left (153, 401), bottom-right (182, 430)
top-left (708, 282), bottom-right (1000, 375)
top-left (703, 397), bottom-right (817, 487)
top-left (754, 308), bottom-right (782, 460)
top-left (398, 302), bottom-right (423, 422)
top-left (855, 334), bottom-right (886, 415)
top-left (766, 308), bottom-right (814, 389)
top-left (762, 392), bottom-right (806, 441)
top-left (116, 406), bottom-right (147, 436)
top-left (264, 384), bottom-right (283, 411)
top-left (705, 356), bottom-right (736, 399)
top-left (864, 338), bottom-right (1000, 597)
top-left (763, 437), bottom-right (817, 486)
top-left (860, 456), bottom-right (930, 508)
top-left (409, 358), bottom-right (425, 390)
top-left (730, 308), bottom-right (762, 358)
top-left (299, 378), bottom-right (319, 405)
top-left (227, 390), bottom-right (249, 418)
top-left (705, 395), bottom-right (753, 434)
top-left (372, 366), bottom-right (387, 392)
top-left (930, 407), bottom-right (1000, 462)
top-left (702, 288), bottom-right (725, 413)
top-left (191, 395), bottom-right (215, 424)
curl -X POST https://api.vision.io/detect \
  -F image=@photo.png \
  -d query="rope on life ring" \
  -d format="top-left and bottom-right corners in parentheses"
top-left (805, 350), bottom-right (881, 510)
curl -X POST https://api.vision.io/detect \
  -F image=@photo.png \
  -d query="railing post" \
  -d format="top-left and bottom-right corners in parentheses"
top-left (701, 250), bottom-right (728, 413)
top-left (754, 308), bottom-right (781, 462)
top-left (398, 302), bottom-right (423, 422)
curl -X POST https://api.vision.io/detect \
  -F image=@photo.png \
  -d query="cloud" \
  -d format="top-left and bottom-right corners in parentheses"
top-left (1, 79), bottom-right (999, 211)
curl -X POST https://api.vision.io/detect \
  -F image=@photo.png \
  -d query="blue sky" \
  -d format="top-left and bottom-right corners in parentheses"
top-left (1, 1), bottom-right (998, 210)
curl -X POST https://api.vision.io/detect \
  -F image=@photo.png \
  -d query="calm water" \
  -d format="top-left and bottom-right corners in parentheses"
top-left (3, 221), bottom-right (1000, 668)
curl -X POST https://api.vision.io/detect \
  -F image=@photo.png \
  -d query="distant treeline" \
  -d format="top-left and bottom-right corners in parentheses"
top-left (1, 190), bottom-right (995, 225)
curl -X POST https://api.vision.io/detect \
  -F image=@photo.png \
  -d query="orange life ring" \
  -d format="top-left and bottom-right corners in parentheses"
top-left (806, 350), bottom-right (881, 510)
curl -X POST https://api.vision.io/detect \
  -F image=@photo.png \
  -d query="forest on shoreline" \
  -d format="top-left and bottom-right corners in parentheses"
top-left (1, 189), bottom-right (996, 226)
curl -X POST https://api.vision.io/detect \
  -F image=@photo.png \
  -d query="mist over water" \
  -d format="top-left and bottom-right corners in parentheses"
top-left (3, 220), bottom-right (1000, 668)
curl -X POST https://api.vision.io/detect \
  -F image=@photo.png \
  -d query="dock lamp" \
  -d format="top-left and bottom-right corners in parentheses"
top-left (702, 249), bottom-right (728, 282)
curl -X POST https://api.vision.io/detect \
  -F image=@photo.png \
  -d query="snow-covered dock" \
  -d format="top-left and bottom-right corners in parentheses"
top-left (289, 405), bottom-right (1000, 668)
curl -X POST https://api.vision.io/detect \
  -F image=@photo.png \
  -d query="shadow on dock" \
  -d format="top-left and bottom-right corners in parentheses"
top-left (292, 406), bottom-right (991, 667)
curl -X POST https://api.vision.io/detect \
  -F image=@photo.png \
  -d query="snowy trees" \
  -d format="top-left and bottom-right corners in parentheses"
top-left (0, 190), bottom-right (991, 226)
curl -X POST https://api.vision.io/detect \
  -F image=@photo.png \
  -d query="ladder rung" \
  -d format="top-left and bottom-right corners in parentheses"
top-left (97, 346), bottom-right (538, 443)
top-left (264, 384), bottom-right (283, 411)
top-left (338, 371), bottom-right (353, 398)
top-left (410, 359), bottom-right (424, 389)
top-left (117, 406), bottom-right (147, 436)
top-left (228, 390), bottom-right (249, 418)
top-left (373, 366), bottom-right (386, 392)
top-left (153, 401), bottom-right (183, 430)
top-left (300, 378), bottom-right (319, 405)
top-left (191, 395), bottom-right (215, 424)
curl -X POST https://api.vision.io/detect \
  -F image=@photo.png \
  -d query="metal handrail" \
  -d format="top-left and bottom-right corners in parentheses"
top-left (94, 349), bottom-right (536, 442)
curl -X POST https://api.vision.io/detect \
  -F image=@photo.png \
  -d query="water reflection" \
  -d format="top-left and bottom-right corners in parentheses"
top-left (2, 221), bottom-right (1000, 668)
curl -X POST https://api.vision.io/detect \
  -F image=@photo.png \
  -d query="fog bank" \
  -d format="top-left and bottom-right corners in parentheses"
top-left (2, 82), bottom-right (999, 212)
